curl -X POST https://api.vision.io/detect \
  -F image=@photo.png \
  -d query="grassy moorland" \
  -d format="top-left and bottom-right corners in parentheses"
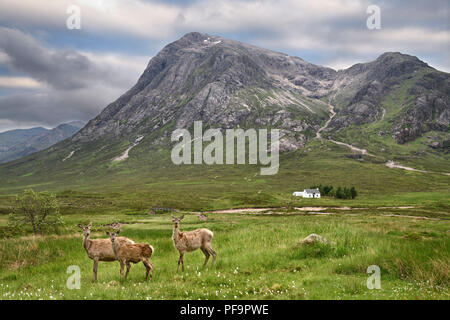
top-left (0, 208), bottom-right (448, 300)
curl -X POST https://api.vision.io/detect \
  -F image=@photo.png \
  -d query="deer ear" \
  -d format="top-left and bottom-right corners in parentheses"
top-left (88, 222), bottom-right (93, 227)
top-left (116, 229), bottom-right (120, 234)
top-left (180, 215), bottom-right (184, 220)
top-left (106, 231), bottom-right (110, 235)
top-left (77, 224), bottom-right (83, 229)
top-left (171, 215), bottom-right (175, 221)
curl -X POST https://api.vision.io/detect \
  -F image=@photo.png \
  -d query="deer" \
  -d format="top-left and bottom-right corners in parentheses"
top-left (106, 230), bottom-right (154, 281)
top-left (78, 222), bottom-right (135, 281)
top-left (171, 215), bottom-right (216, 272)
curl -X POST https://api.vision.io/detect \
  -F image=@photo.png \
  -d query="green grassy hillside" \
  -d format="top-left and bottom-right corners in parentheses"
top-left (0, 135), bottom-right (448, 212)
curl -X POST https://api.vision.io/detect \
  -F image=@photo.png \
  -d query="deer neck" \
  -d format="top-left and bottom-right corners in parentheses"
top-left (172, 225), bottom-right (180, 242)
top-left (111, 240), bottom-right (119, 256)
top-left (82, 234), bottom-right (92, 252)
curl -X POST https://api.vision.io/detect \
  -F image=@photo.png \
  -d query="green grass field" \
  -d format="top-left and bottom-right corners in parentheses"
top-left (0, 204), bottom-right (448, 300)
top-left (0, 127), bottom-right (448, 300)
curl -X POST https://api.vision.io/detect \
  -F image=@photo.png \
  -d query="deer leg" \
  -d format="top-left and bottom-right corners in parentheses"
top-left (144, 261), bottom-right (149, 281)
top-left (180, 252), bottom-right (185, 272)
top-left (201, 247), bottom-right (210, 267)
top-left (208, 247), bottom-right (217, 267)
top-left (125, 262), bottom-right (131, 279)
top-left (177, 253), bottom-right (182, 272)
top-left (147, 261), bottom-right (154, 281)
top-left (143, 259), bottom-right (153, 281)
top-left (119, 260), bottom-right (125, 276)
top-left (92, 258), bottom-right (99, 282)
top-left (150, 262), bottom-right (154, 280)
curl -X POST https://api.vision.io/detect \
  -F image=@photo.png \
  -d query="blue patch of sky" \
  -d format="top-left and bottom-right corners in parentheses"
top-left (0, 87), bottom-right (39, 97)
top-left (34, 27), bottom-right (157, 56)
top-left (0, 67), bottom-right (12, 76)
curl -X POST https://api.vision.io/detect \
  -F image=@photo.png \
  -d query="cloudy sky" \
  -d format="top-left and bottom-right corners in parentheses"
top-left (0, 0), bottom-right (448, 132)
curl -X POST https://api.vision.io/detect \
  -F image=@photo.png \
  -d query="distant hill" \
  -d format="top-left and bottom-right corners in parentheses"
top-left (0, 121), bottom-right (85, 164)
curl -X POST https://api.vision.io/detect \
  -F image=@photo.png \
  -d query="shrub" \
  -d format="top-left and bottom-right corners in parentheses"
top-left (310, 184), bottom-right (358, 199)
top-left (8, 189), bottom-right (64, 235)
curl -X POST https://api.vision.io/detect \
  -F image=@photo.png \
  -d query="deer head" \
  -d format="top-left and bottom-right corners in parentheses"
top-left (171, 215), bottom-right (184, 228)
top-left (77, 222), bottom-right (93, 238)
top-left (106, 230), bottom-right (120, 243)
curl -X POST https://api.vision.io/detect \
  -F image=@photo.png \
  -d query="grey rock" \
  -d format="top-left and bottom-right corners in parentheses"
top-left (298, 233), bottom-right (335, 246)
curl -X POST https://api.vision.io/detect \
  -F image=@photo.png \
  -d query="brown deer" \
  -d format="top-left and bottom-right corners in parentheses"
top-left (106, 231), bottom-right (154, 281)
top-left (171, 215), bottom-right (216, 272)
top-left (78, 222), bottom-right (134, 281)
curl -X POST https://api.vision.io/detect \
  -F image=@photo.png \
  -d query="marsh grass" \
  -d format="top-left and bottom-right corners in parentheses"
top-left (0, 210), bottom-right (448, 300)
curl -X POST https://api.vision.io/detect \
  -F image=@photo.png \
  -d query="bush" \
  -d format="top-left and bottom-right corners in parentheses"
top-left (310, 184), bottom-right (334, 196)
top-left (310, 184), bottom-right (358, 199)
top-left (8, 189), bottom-right (64, 235)
top-left (350, 187), bottom-right (357, 199)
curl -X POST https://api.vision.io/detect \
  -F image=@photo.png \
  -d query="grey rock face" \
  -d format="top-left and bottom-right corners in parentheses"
top-left (331, 53), bottom-right (426, 126)
top-left (391, 72), bottom-right (449, 143)
top-left (71, 32), bottom-right (335, 149)
top-left (329, 52), bottom-right (449, 143)
top-left (70, 34), bottom-right (448, 151)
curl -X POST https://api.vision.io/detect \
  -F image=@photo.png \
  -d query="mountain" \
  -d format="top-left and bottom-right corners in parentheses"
top-left (72, 32), bottom-right (337, 151)
top-left (0, 32), bottom-right (448, 195)
top-left (71, 33), bottom-right (448, 151)
top-left (0, 121), bottom-right (85, 164)
top-left (329, 52), bottom-right (449, 144)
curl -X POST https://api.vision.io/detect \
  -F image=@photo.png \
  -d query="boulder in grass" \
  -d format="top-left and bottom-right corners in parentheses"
top-left (299, 233), bottom-right (334, 246)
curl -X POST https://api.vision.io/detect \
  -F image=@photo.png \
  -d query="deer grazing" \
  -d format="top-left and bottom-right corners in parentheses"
top-left (106, 231), bottom-right (154, 281)
top-left (78, 222), bottom-right (134, 281)
top-left (171, 215), bottom-right (216, 272)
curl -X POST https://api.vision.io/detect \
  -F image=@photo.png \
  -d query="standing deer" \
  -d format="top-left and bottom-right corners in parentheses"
top-left (78, 222), bottom-right (134, 281)
top-left (171, 215), bottom-right (216, 272)
top-left (106, 231), bottom-right (154, 281)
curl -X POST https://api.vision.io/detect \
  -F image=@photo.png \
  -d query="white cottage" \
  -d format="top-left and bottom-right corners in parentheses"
top-left (292, 188), bottom-right (321, 198)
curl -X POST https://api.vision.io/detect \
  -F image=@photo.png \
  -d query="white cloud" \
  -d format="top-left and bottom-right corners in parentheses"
top-left (0, 0), bottom-right (181, 39)
top-left (180, 0), bottom-right (366, 33)
top-left (0, 76), bottom-right (45, 89)
top-left (79, 51), bottom-right (149, 86)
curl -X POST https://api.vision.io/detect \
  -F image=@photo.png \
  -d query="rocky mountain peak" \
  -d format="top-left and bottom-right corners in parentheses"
top-left (69, 33), bottom-right (448, 152)
top-left (376, 51), bottom-right (427, 65)
top-left (72, 33), bottom-right (337, 147)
